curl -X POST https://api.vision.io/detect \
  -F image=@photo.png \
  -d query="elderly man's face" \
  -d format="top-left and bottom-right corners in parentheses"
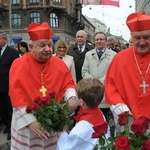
top-left (76, 30), bottom-right (87, 46)
top-left (131, 30), bottom-right (150, 55)
top-left (29, 39), bottom-right (53, 62)
top-left (107, 40), bottom-right (115, 49)
top-left (0, 34), bottom-right (7, 48)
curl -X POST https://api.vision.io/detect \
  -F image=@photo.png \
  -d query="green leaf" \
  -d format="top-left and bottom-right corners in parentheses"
top-left (46, 118), bottom-right (52, 126)
top-left (106, 142), bottom-right (114, 149)
top-left (93, 145), bottom-right (99, 150)
top-left (99, 137), bottom-right (105, 145)
top-left (101, 147), bottom-right (107, 150)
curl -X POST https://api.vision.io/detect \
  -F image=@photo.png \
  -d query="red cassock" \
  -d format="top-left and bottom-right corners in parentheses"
top-left (9, 52), bottom-right (75, 107)
top-left (105, 47), bottom-right (150, 119)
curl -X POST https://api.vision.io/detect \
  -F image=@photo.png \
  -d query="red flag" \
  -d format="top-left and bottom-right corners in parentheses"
top-left (100, 0), bottom-right (120, 7)
top-left (82, 0), bottom-right (120, 7)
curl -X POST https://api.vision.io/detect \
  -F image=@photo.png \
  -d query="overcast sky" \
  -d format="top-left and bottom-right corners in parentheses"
top-left (82, 0), bottom-right (135, 41)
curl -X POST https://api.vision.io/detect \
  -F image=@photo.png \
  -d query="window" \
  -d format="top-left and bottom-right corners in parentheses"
top-left (30, 0), bottom-right (39, 3)
top-left (30, 12), bottom-right (40, 23)
top-left (11, 0), bottom-right (20, 4)
top-left (50, 13), bottom-right (58, 28)
top-left (12, 13), bottom-right (21, 28)
top-left (53, 0), bottom-right (61, 2)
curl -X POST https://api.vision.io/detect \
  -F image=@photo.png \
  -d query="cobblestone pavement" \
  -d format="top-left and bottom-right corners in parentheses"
top-left (0, 124), bottom-right (10, 150)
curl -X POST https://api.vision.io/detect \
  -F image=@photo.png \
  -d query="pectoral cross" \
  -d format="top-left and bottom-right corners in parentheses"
top-left (140, 80), bottom-right (149, 94)
top-left (39, 85), bottom-right (47, 97)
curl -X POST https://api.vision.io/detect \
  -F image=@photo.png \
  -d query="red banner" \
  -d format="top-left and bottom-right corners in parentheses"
top-left (101, 0), bottom-right (120, 7)
top-left (82, 0), bottom-right (120, 7)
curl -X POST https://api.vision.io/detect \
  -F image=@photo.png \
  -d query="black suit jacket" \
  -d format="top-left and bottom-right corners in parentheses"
top-left (0, 45), bottom-right (19, 93)
top-left (112, 47), bottom-right (120, 53)
top-left (67, 43), bottom-right (94, 82)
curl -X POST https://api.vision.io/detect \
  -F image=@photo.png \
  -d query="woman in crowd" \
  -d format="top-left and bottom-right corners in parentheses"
top-left (53, 39), bottom-right (76, 84)
top-left (17, 41), bottom-right (29, 56)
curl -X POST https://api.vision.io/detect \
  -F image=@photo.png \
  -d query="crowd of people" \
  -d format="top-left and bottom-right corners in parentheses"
top-left (0, 11), bottom-right (150, 150)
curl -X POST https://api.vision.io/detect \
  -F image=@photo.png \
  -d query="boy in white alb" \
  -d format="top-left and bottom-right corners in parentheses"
top-left (57, 78), bottom-right (110, 150)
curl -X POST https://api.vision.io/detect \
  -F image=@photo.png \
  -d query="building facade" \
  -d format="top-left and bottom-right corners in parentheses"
top-left (135, 0), bottom-right (150, 15)
top-left (82, 15), bottom-right (95, 44)
top-left (85, 16), bottom-right (107, 34)
top-left (0, 0), bottom-right (94, 47)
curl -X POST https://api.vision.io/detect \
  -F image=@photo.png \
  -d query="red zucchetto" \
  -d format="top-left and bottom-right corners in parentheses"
top-left (28, 22), bottom-right (53, 40)
top-left (126, 11), bottom-right (150, 32)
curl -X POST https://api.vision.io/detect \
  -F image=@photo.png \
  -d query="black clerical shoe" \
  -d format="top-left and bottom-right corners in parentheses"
top-left (7, 133), bottom-right (11, 140)
top-left (3, 127), bottom-right (8, 134)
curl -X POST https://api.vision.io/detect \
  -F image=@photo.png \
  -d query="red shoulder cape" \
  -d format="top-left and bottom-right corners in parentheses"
top-left (9, 52), bottom-right (75, 107)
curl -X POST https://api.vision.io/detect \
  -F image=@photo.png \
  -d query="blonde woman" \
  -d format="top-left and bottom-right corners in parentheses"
top-left (53, 39), bottom-right (76, 84)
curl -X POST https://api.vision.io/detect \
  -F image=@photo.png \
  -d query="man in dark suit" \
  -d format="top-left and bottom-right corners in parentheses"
top-left (67, 30), bottom-right (94, 127)
top-left (107, 36), bottom-right (120, 53)
top-left (67, 30), bottom-right (94, 83)
top-left (0, 32), bottom-right (19, 140)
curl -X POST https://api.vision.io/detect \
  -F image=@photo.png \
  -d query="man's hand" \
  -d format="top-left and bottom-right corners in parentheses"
top-left (68, 97), bottom-right (78, 115)
top-left (29, 121), bottom-right (50, 140)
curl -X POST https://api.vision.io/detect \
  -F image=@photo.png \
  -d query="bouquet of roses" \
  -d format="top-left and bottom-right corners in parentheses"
top-left (92, 112), bottom-right (150, 150)
top-left (26, 92), bottom-right (70, 133)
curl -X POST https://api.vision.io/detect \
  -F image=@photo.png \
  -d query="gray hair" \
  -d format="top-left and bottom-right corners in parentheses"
top-left (0, 32), bottom-right (8, 40)
top-left (76, 30), bottom-right (87, 38)
top-left (107, 36), bottom-right (116, 42)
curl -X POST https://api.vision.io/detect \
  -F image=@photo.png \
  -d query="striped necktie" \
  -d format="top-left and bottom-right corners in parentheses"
top-left (97, 51), bottom-right (103, 59)
top-left (79, 46), bottom-right (82, 53)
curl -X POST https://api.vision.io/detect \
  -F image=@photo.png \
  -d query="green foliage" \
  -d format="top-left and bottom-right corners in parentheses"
top-left (32, 99), bottom-right (70, 132)
top-left (92, 115), bottom-right (150, 150)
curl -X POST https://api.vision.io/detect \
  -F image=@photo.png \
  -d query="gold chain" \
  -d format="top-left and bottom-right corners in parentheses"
top-left (30, 53), bottom-right (49, 85)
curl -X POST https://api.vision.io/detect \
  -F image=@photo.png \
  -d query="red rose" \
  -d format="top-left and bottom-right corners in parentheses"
top-left (139, 116), bottom-right (150, 130)
top-left (32, 103), bottom-right (40, 110)
top-left (34, 96), bottom-right (42, 105)
top-left (26, 106), bottom-right (33, 113)
top-left (92, 121), bottom-right (108, 138)
top-left (115, 136), bottom-right (130, 150)
top-left (43, 100), bottom-right (50, 106)
top-left (142, 139), bottom-right (150, 150)
top-left (131, 117), bottom-right (150, 136)
top-left (41, 97), bottom-right (50, 106)
top-left (118, 112), bottom-right (130, 126)
top-left (49, 92), bottom-right (56, 99)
